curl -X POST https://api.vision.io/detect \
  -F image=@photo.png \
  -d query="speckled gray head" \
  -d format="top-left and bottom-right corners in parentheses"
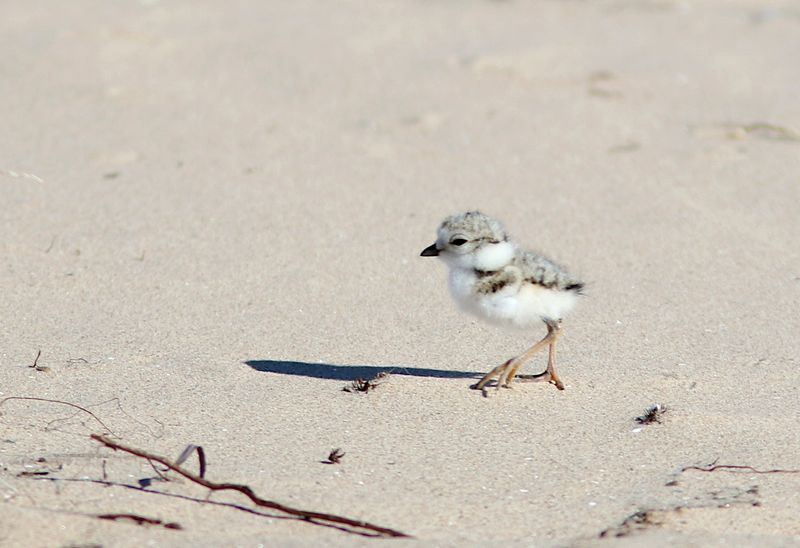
top-left (420, 211), bottom-right (515, 271)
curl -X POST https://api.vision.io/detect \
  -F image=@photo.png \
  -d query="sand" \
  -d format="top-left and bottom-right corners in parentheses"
top-left (1, 0), bottom-right (799, 546)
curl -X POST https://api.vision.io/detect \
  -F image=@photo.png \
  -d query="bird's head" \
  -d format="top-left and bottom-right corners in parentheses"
top-left (420, 211), bottom-right (514, 271)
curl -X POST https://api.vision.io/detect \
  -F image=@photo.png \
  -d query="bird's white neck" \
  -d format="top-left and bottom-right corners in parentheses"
top-left (472, 241), bottom-right (515, 271)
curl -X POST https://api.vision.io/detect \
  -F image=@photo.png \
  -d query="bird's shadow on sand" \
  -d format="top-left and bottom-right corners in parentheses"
top-left (244, 360), bottom-right (481, 381)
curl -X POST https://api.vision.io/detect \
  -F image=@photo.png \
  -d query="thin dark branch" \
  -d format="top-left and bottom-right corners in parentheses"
top-left (27, 350), bottom-right (49, 372)
top-left (682, 462), bottom-right (800, 474)
top-left (96, 396), bottom-right (164, 438)
top-left (97, 513), bottom-right (182, 530)
top-left (10, 501), bottom-right (182, 530)
top-left (146, 459), bottom-right (171, 482)
top-left (0, 397), bottom-right (116, 435)
top-left (90, 434), bottom-right (410, 538)
top-left (30, 476), bottom-right (387, 538)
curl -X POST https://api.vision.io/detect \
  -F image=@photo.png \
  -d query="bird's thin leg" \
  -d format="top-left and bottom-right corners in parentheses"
top-left (472, 328), bottom-right (553, 391)
top-left (514, 321), bottom-right (565, 390)
top-left (545, 322), bottom-right (565, 390)
top-left (505, 323), bottom-right (555, 386)
top-left (499, 331), bottom-right (553, 387)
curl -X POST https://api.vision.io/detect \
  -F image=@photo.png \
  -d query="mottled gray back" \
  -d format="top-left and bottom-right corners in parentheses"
top-left (513, 250), bottom-right (584, 293)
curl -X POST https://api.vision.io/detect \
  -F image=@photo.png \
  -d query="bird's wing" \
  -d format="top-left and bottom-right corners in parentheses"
top-left (513, 249), bottom-right (584, 293)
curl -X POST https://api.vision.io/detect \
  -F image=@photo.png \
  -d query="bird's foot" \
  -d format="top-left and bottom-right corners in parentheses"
top-left (516, 370), bottom-right (565, 391)
top-left (471, 359), bottom-right (515, 392)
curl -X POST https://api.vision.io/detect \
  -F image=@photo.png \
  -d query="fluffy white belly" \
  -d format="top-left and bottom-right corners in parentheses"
top-left (448, 268), bottom-right (577, 328)
top-left (510, 283), bottom-right (577, 326)
top-left (448, 268), bottom-right (481, 312)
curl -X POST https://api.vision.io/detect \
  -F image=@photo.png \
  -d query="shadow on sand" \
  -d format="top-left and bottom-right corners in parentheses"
top-left (244, 360), bottom-right (481, 381)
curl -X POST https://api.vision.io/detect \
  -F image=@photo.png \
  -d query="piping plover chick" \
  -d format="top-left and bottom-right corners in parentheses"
top-left (420, 211), bottom-right (584, 392)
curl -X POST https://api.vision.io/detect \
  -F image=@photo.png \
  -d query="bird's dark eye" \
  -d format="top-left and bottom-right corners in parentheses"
top-left (451, 238), bottom-right (468, 246)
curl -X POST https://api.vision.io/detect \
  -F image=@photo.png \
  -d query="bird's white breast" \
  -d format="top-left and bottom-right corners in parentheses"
top-left (448, 268), bottom-right (480, 313)
top-left (447, 267), bottom-right (578, 328)
top-left (447, 267), bottom-right (520, 327)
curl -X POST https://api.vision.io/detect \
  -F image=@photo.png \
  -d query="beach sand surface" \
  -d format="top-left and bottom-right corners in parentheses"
top-left (1, 1), bottom-right (799, 546)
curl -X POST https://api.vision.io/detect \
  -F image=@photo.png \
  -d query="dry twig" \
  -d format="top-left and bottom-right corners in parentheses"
top-left (599, 510), bottom-right (659, 538)
top-left (324, 449), bottom-right (345, 464)
top-left (28, 350), bottom-right (49, 372)
top-left (16, 470), bottom-right (51, 477)
top-left (635, 404), bottom-right (666, 425)
top-left (146, 443), bottom-right (207, 482)
top-left (90, 434), bottom-right (409, 538)
top-left (0, 397), bottom-right (116, 435)
top-left (682, 459), bottom-right (800, 474)
top-left (343, 372), bottom-right (389, 393)
top-left (97, 513), bottom-right (182, 530)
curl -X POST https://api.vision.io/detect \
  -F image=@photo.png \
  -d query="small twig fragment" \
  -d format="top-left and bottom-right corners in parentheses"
top-left (28, 350), bottom-right (50, 372)
top-left (599, 510), bottom-right (660, 538)
top-left (146, 459), bottom-right (171, 482)
top-left (0, 396), bottom-right (116, 435)
top-left (324, 449), bottom-right (345, 464)
top-left (635, 404), bottom-right (666, 425)
top-left (16, 459), bottom-right (62, 477)
top-left (343, 379), bottom-right (373, 393)
top-left (682, 458), bottom-right (800, 474)
top-left (343, 372), bottom-right (389, 393)
top-left (16, 470), bottom-right (50, 477)
top-left (97, 513), bottom-right (183, 530)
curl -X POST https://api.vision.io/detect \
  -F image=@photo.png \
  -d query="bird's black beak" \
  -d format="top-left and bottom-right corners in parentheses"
top-left (420, 243), bottom-right (439, 257)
